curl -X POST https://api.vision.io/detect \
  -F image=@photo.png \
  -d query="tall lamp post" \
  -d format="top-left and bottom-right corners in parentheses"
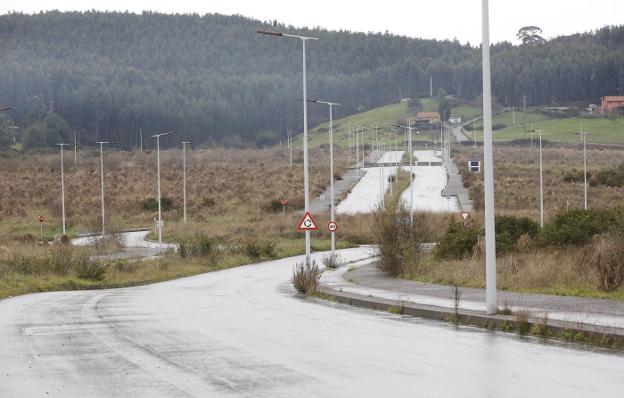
top-left (57, 143), bottom-right (69, 235)
top-left (574, 130), bottom-right (589, 210)
top-left (151, 131), bottom-right (176, 248)
top-left (258, 29), bottom-right (318, 266)
top-left (482, 0), bottom-right (497, 315)
top-left (96, 141), bottom-right (113, 236)
top-left (306, 99), bottom-right (340, 262)
top-left (537, 130), bottom-right (544, 228)
top-left (389, 122), bottom-right (419, 225)
top-left (180, 141), bottom-right (191, 224)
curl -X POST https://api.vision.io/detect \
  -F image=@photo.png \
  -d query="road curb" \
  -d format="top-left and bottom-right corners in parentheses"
top-left (316, 283), bottom-right (624, 348)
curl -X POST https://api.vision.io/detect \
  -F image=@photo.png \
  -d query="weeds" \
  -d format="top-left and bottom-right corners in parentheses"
top-left (73, 256), bottom-right (107, 281)
top-left (515, 307), bottom-right (530, 335)
top-left (322, 253), bottom-right (341, 269)
top-left (292, 261), bottom-right (321, 294)
top-left (177, 233), bottom-right (215, 258)
top-left (580, 232), bottom-right (624, 292)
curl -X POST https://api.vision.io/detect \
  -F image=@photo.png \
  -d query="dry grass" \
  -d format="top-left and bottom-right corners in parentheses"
top-left (455, 144), bottom-right (624, 217)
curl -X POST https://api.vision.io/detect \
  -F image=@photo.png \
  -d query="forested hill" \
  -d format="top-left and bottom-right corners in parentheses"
top-left (0, 11), bottom-right (623, 150)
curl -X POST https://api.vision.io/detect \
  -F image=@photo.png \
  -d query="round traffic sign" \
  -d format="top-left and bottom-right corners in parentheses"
top-left (327, 221), bottom-right (338, 232)
top-left (280, 199), bottom-right (288, 206)
top-left (38, 215), bottom-right (45, 223)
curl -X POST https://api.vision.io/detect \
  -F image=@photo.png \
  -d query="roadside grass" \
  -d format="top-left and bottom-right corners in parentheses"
top-left (403, 248), bottom-right (624, 301)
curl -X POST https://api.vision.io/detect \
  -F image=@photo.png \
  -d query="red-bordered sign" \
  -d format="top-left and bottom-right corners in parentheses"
top-left (280, 198), bottom-right (288, 206)
top-left (38, 215), bottom-right (45, 223)
top-left (297, 212), bottom-right (318, 231)
top-left (327, 221), bottom-right (338, 232)
top-left (461, 212), bottom-right (470, 221)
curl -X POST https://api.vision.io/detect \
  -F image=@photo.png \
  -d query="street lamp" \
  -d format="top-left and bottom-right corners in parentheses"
top-left (180, 141), bottom-right (191, 224)
top-left (537, 130), bottom-right (544, 228)
top-left (574, 130), bottom-right (589, 210)
top-left (258, 30), bottom-right (318, 266)
top-left (96, 141), bottom-right (113, 236)
top-left (57, 143), bottom-right (69, 235)
top-left (305, 99), bottom-right (340, 262)
top-left (151, 131), bottom-right (176, 248)
top-left (388, 122), bottom-right (419, 225)
top-left (482, 0), bottom-right (497, 315)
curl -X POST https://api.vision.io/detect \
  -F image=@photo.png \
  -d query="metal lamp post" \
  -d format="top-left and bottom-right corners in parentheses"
top-left (180, 141), bottom-right (191, 224)
top-left (257, 30), bottom-right (318, 266)
top-left (57, 143), bottom-right (69, 235)
top-left (96, 141), bottom-right (112, 236)
top-left (389, 122), bottom-right (419, 225)
top-left (306, 99), bottom-right (340, 261)
top-left (151, 131), bottom-right (176, 248)
top-left (538, 130), bottom-right (544, 228)
top-left (482, 0), bottom-right (497, 315)
top-left (574, 130), bottom-right (589, 210)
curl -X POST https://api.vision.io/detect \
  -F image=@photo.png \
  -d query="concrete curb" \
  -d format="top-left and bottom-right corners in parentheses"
top-left (316, 283), bottom-right (624, 347)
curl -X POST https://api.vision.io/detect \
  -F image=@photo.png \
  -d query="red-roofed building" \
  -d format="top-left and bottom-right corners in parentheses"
top-left (600, 96), bottom-right (624, 114)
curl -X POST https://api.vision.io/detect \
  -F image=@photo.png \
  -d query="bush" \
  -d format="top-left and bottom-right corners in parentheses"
top-left (434, 217), bottom-right (480, 260)
top-left (538, 209), bottom-right (616, 246)
top-left (590, 163), bottom-right (624, 187)
top-left (373, 203), bottom-right (426, 276)
top-left (244, 240), bottom-right (276, 259)
top-left (42, 246), bottom-right (74, 275)
top-left (322, 253), bottom-right (341, 269)
top-left (73, 256), bottom-right (107, 280)
top-left (140, 196), bottom-right (173, 212)
top-left (292, 261), bottom-right (321, 294)
top-left (495, 215), bottom-right (539, 254)
top-left (580, 233), bottom-right (624, 292)
top-left (177, 233), bottom-right (214, 258)
top-left (4, 255), bottom-right (37, 275)
top-left (562, 169), bottom-right (589, 183)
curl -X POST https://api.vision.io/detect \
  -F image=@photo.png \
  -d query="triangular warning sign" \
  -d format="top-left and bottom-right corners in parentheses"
top-left (461, 212), bottom-right (470, 221)
top-left (297, 212), bottom-right (318, 231)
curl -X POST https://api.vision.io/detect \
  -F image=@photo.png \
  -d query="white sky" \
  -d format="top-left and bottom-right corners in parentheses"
top-left (1, 1), bottom-right (623, 44)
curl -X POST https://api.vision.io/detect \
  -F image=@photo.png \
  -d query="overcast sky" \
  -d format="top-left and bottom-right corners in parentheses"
top-left (2, 1), bottom-right (623, 44)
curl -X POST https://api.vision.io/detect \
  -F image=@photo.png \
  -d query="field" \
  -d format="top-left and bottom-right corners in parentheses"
top-left (468, 111), bottom-right (624, 144)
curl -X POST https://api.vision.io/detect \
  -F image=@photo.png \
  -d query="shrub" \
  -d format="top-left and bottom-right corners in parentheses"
top-left (73, 256), bottom-right (107, 281)
top-left (562, 169), bottom-right (589, 183)
top-left (292, 261), bottom-right (321, 294)
top-left (435, 217), bottom-right (480, 260)
top-left (495, 215), bottom-right (539, 254)
top-left (244, 240), bottom-right (276, 259)
top-left (538, 209), bottom-right (615, 246)
top-left (590, 163), bottom-right (624, 187)
top-left (322, 253), bottom-right (341, 269)
top-left (268, 199), bottom-right (283, 213)
top-left (5, 255), bottom-right (37, 275)
top-left (177, 233), bottom-right (214, 258)
top-left (373, 203), bottom-right (426, 277)
top-left (140, 196), bottom-right (173, 211)
top-left (580, 233), bottom-right (624, 292)
top-left (43, 246), bottom-right (74, 275)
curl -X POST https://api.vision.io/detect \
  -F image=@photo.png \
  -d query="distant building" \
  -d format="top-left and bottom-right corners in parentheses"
top-left (600, 96), bottom-right (624, 114)
top-left (409, 112), bottom-right (440, 127)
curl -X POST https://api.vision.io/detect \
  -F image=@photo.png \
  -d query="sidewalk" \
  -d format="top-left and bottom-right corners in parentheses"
top-left (319, 260), bottom-right (624, 339)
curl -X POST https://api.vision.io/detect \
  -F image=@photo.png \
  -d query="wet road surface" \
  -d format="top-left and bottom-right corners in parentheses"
top-left (1, 247), bottom-right (623, 397)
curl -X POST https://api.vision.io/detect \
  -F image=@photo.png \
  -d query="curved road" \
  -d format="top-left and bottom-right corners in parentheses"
top-left (1, 247), bottom-right (623, 397)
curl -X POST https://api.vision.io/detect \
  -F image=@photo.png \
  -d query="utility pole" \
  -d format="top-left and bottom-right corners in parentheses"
top-left (73, 130), bottom-right (78, 172)
top-left (181, 141), bottom-right (191, 224)
top-left (482, 0), bottom-right (497, 315)
top-left (539, 130), bottom-right (544, 228)
top-left (57, 143), bottom-right (69, 235)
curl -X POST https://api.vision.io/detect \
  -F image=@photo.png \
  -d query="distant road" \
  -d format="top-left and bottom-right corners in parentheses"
top-left (1, 247), bottom-right (622, 397)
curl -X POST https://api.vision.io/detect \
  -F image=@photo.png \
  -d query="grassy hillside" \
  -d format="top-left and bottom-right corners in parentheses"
top-left (303, 98), bottom-right (482, 148)
top-left (467, 112), bottom-right (624, 143)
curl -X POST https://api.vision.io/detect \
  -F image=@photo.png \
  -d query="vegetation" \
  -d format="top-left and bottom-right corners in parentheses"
top-left (581, 232), bottom-right (624, 292)
top-left (1, 12), bottom-right (623, 149)
top-left (292, 261), bottom-right (321, 294)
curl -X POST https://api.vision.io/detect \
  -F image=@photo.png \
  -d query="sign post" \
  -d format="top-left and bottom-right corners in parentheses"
top-left (38, 215), bottom-right (45, 243)
top-left (280, 198), bottom-right (288, 216)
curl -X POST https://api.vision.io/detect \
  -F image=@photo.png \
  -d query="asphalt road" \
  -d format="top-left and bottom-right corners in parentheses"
top-left (1, 247), bottom-right (623, 397)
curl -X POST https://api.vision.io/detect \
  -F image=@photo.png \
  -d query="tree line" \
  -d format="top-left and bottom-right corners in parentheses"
top-left (0, 11), bottom-right (622, 150)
